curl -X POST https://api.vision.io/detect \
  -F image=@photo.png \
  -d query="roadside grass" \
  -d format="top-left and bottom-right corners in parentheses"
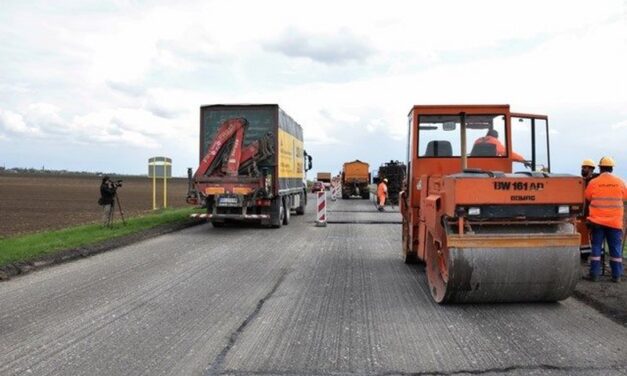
top-left (0, 207), bottom-right (201, 267)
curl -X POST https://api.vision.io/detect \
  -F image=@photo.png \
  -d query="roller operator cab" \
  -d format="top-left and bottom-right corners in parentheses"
top-left (400, 105), bottom-right (584, 303)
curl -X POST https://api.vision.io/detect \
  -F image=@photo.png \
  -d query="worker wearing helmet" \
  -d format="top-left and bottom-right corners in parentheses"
top-left (473, 129), bottom-right (527, 164)
top-left (584, 156), bottom-right (627, 282)
top-left (579, 159), bottom-right (599, 261)
top-left (377, 178), bottom-right (388, 211)
top-left (581, 159), bottom-right (599, 186)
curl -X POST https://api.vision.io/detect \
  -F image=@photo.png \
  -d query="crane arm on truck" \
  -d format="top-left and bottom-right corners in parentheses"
top-left (193, 117), bottom-right (274, 179)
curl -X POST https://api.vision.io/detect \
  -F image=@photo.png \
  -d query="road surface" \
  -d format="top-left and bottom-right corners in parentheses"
top-left (1, 194), bottom-right (625, 375)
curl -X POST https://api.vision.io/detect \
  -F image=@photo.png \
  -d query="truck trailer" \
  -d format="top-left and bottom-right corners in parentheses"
top-left (187, 104), bottom-right (312, 228)
top-left (341, 160), bottom-right (370, 199)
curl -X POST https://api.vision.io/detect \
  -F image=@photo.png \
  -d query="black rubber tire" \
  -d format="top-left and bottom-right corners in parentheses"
top-left (282, 197), bottom-right (291, 225)
top-left (404, 252), bottom-right (418, 264)
top-left (270, 199), bottom-right (283, 228)
top-left (295, 192), bottom-right (305, 215)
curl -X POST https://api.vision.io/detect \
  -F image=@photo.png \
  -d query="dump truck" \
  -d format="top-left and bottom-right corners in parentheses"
top-left (316, 172), bottom-right (332, 190)
top-left (187, 104), bottom-right (312, 228)
top-left (341, 160), bottom-right (370, 199)
top-left (376, 160), bottom-right (406, 205)
top-left (400, 105), bottom-right (583, 303)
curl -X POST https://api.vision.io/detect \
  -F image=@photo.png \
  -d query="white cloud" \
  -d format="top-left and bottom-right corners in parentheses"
top-left (610, 119), bottom-right (627, 130)
top-left (264, 27), bottom-right (374, 64)
top-left (0, 1), bottom-right (625, 176)
top-left (0, 108), bottom-right (43, 137)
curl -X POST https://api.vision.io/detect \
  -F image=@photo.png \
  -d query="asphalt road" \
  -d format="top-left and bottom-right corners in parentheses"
top-left (1, 193), bottom-right (626, 376)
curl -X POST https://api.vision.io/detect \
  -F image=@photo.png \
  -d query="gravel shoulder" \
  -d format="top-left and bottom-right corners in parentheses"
top-left (574, 263), bottom-right (627, 326)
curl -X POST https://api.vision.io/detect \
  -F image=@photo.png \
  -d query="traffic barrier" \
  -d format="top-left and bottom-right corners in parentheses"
top-left (331, 185), bottom-right (337, 201)
top-left (315, 190), bottom-right (327, 227)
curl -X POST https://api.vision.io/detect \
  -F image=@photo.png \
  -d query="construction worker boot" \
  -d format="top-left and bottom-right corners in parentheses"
top-left (583, 275), bottom-right (600, 282)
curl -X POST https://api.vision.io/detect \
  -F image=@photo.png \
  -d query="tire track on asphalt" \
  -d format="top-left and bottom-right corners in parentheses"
top-left (204, 268), bottom-right (290, 376)
top-left (214, 363), bottom-right (627, 375)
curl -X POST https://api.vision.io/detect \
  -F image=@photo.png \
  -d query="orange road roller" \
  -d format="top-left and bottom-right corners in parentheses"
top-left (400, 105), bottom-right (584, 303)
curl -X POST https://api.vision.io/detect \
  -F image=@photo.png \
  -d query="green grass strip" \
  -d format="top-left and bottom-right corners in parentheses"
top-left (0, 207), bottom-right (201, 267)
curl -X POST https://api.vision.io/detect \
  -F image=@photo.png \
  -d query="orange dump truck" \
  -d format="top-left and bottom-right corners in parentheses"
top-left (341, 160), bottom-right (370, 199)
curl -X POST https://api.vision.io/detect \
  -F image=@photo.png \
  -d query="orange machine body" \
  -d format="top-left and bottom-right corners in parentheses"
top-left (400, 105), bottom-right (584, 303)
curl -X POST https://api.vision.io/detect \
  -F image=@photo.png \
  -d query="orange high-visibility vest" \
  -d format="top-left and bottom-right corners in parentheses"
top-left (584, 172), bottom-right (627, 230)
top-left (377, 182), bottom-right (387, 197)
top-left (474, 136), bottom-right (525, 161)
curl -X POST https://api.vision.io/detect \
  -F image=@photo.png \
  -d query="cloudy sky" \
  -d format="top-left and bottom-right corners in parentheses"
top-left (1, 0), bottom-right (626, 178)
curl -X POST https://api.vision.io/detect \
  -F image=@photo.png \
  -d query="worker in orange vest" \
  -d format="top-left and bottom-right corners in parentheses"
top-left (377, 178), bottom-right (388, 212)
top-left (584, 156), bottom-right (627, 282)
top-left (581, 159), bottom-right (599, 186)
top-left (581, 159), bottom-right (600, 218)
top-left (473, 129), bottom-right (527, 163)
top-left (579, 159), bottom-right (600, 261)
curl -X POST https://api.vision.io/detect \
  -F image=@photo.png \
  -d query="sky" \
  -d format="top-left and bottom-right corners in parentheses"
top-left (0, 0), bottom-right (626, 179)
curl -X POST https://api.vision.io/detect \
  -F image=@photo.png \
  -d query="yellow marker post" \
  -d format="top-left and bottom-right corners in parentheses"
top-left (163, 160), bottom-right (167, 209)
top-left (148, 156), bottom-right (172, 210)
top-left (152, 162), bottom-right (156, 210)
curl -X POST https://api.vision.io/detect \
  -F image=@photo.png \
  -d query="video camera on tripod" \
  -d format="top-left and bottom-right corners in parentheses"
top-left (104, 178), bottom-right (126, 227)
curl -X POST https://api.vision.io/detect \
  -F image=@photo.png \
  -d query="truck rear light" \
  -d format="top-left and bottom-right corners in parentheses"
top-left (255, 199), bottom-right (271, 206)
top-left (205, 187), bottom-right (225, 195)
top-left (233, 187), bottom-right (252, 195)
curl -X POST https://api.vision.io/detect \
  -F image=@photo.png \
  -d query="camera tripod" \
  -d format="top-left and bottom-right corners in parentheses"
top-left (105, 192), bottom-right (127, 227)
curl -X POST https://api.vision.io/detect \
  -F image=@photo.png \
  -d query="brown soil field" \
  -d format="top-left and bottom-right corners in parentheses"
top-left (0, 174), bottom-right (191, 237)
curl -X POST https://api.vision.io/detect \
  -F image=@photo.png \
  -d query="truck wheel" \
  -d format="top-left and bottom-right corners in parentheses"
top-left (270, 198), bottom-right (283, 228)
top-left (361, 191), bottom-right (370, 199)
top-left (283, 197), bottom-right (291, 225)
top-left (295, 192), bottom-right (306, 215)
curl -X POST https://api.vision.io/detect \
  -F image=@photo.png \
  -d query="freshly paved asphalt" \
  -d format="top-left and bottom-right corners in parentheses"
top-left (1, 193), bottom-right (625, 375)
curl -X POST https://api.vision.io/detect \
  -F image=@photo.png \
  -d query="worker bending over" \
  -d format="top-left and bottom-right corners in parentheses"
top-left (585, 156), bottom-right (627, 282)
top-left (377, 178), bottom-right (388, 212)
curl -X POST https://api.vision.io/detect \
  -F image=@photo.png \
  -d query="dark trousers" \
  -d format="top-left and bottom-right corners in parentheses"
top-left (589, 225), bottom-right (623, 278)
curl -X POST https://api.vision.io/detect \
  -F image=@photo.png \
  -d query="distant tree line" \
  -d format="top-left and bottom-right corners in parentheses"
top-left (0, 167), bottom-right (137, 177)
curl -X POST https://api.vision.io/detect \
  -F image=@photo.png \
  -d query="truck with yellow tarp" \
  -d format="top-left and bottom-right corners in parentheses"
top-left (187, 104), bottom-right (312, 228)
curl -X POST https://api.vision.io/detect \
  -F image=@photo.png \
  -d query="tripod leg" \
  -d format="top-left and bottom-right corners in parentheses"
top-left (116, 194), bottom-right (126, 225)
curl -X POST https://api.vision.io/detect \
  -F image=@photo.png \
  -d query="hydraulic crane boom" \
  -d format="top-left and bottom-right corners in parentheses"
top-left (194, 117), bottom-right (249, 178)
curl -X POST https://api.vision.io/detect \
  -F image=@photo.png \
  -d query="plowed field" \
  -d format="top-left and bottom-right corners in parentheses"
top-left (0, 174), bottom-right (190, 237)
